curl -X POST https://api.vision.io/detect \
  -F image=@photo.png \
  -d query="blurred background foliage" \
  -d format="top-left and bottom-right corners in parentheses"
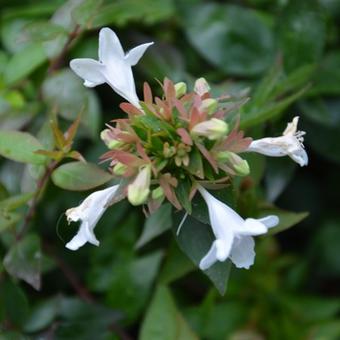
top-left (0, 0), bottom-right (340, 339)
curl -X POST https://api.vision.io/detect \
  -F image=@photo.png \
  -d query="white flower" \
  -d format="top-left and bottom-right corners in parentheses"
top-left (198, 185), bottom-right (279, 270)
top-left (70, 27), bottom-right (153, 107)
top-left (246, 116), bottom-right (308, 166)
top-left (65, 185), bottom-right (119, 251)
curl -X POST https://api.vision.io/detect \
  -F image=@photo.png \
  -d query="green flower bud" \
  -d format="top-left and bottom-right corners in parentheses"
top-left (217, 151), bottom-right (250, 176)
top-left (174, 82), bottom-right (187, 98)
top-left (200, 98), bottom-right (218, 116)
top-left (151, 186), bottom-right (164, 200)
top-left (194, 77), bottom-right (210, 96)
top-left (191, 118), bottom-right (228, 140)
top-left (113, 162), bottom-right (128, 176)
top-left (128, 165), bottom-right (151, 206)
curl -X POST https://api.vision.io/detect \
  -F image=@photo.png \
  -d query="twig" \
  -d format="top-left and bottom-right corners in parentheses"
top-left (48, 24), bottom-right (81, 74)
top-left (17, 160), bottom-right (58, 241)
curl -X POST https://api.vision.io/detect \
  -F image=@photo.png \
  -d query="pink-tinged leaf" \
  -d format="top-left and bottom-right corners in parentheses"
top-left (217, 128), bottom-right (252, 153)
top-left (218, 163), bottom-right (236, 176)
top-left (65, 115), bottom-right (81, 146)
top-left (174, 99), bottom-right (188, 120)
top-left (155, 97), bottom-right (171, 121)
top-left (189, 107), bottom-right (203, 130)
top-left (163, 78), bottom-right (176, 102)
top-left (189, 183), bottom-right (198, 201)
top-left (143, 82), bottom-right (153, 104)
top-left (109, 150), bottom-right (144, 168)
top-left (159, 178), bottom-right (181, 210)
top-left (35, 149), bottom-right (63, 160)
top-left (136, 142), bottom-right (151, 163)
top-left (176, 128), bottom-right (193, 145)
top-left (120, 102), bottom-right (143, 116)
top-left (196, 142), bottom-right (219, 173)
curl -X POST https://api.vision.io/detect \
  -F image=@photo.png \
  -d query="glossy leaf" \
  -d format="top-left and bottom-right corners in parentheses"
top-left (51, 161), bottom-right (113, 191)
top-left (0, 130), bottom-right (47, 164)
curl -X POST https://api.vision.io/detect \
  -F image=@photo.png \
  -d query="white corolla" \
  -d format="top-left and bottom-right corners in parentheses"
top-left (70, 27), bottom-right (153, 107)
top-left (198, 185), bottom-right (279, 270)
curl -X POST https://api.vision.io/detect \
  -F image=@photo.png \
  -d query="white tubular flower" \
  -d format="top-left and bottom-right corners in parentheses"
top-left (198, 185), bottom-right (279, 270)
top-left (191, 118), bottom-right (229, 140)
top-left (65, 185), bottom-right (119, 251)
top-left (70, 27), bottom-right (153, 107)
top-left (246, 116), bottom-right (308, 166)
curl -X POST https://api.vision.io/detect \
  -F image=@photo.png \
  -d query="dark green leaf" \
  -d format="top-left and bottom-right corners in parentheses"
top-left (184, 3), bottom-right (275, 76)
top-left (136, 203), bottom-right (172, 248)
top-left (173, 212), bottom-right (232, 295)
top-left (3, 234), bottom-right (41, 290)
top-left (4, 43), bottom-right (47, 84)
top-left (140, 285), bottom-right (198, 340)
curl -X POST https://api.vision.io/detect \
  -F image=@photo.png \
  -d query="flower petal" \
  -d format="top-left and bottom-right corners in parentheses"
top-left (257, 215), bottom-right (279, 228)
top-left (237, 218), bottom-right (268, 236)
top-left (66, 221), bottom-right (99, 250)
top-left (200, 240), bottom-right (219, 270)
top-left (70, 58), bottom-right (106, 87)
top-left (65, 185), bottom-right (119, 251)
top-left (229, 236), bottom-right (255, 269)
top-left (125, 42), bottom-right (154, 66)
top-left (98, 27), bottom-right (124, 63)
top-left (288, 147), bottom-right (308, 167)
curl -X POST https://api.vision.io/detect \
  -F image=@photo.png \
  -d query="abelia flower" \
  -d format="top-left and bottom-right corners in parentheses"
top-left (246, 116), bottom-right (308, 167)
top-left (70, 27), bottom-right (153, 107)
top-left (198, 185), bottom-right (279, 270)
top-left (65, 185), bottom-right (119, 251)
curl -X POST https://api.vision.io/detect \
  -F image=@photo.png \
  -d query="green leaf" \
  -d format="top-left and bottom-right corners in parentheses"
top-left (22, 21), bottom-right (67, 43)
top-left (92, 0), bottom-right (174, 28)
top-left (0, 192), bottom-right (34, 211)
top-left (0, 279), bottom-right (29, 327)
top-left (159, 241), bottom-right (195, 284)
top-left (136, 203), bottom-right (172, 248)
top-left (140, 285), bottom-right (198, 340)
top-left (0, 212), bottom-right (20, 233)
top-left (42, 69), bottom-right (101, 138)
top-left (259, 208), bottom-right (309, 235)
top-left (3, 234), bottom-right (42, 290)
top-left (106, 251), bottom-right (164, 321)
top-left (173, 212), bottom-right (232, 295)
top-left (23, 297), bottom-right (59, 333)
top-left (0, 130), bottom-right (47, 164)
top-left (278, 0), bottom-right (326, 71)
top-left (184, 3), bottom-right (275, 76)
top-left (52, 161), bottom-right (113, 191)
top-left (4, 43), bottom-right (47, 84)
top-left (72, 0), bottom-right (103, 28)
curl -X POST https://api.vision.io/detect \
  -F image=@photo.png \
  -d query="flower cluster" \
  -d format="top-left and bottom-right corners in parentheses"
top-left (65, 28), bottom-right (308, 271)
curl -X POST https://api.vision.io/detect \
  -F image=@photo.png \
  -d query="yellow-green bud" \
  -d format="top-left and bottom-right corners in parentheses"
top-left (100, 129), bottom-right (123, 150)
top-left (200, 98), bottom-right (218, 116)
top-left (151, 186), bottom-right (164, 200)
top-left (113, 162), bottom-right (128, 176)
top-left (234, 160), bottom-right (250, 176)
top-left (127, 165), bottom-right (151, 206)
top-left (194, 77), bottom-right (210, 96)
top-left (174, 82), bottom-right (187, 98)
top-left (191, 118), bottom-right (228, 140)
top-left (217, 151), bottom-right (250, 176)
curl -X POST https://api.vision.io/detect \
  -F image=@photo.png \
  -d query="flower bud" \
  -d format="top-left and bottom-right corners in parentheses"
top-left (127, 165), bottom-right (151, 206)
top-left (113, 162), bottom-right (128, 176)
top-left (194, 77), bottom-right (210, 96)
top-left (217, 151), bottom-right (250, 176)
top-left (100, 129), bottom-right (123, 150)
top-left (191, 118), bottom-right (228, 140)
top-left (151, 186), bottom-right (164, 200)
top-left (200, 98), bottom-right (218, 116)
top-left (174, 82), bottom-right (187, 98)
